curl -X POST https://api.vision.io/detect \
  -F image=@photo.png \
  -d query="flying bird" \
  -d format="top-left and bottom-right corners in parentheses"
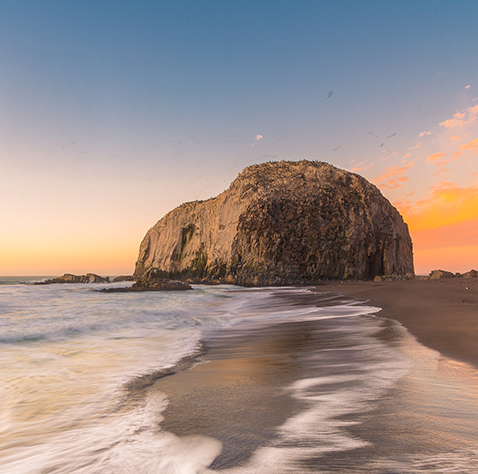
top-left (333, 145), bottom-right (342, 152)
top-left (380, 143), bottom-right (384, 147)
top-left (368, 131), bottom-right (378, 139)
top-left (387, 132), bottom-right (397, 138)
top-left (326, 90), bottom-right (333, 100)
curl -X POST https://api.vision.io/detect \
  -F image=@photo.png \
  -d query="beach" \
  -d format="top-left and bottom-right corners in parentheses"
top-left (320, 278), bottom-right (478, 370)
top-left (2, 279), bottom-right (478, 472)
top-left (153, 279), bottom-right (478, 472)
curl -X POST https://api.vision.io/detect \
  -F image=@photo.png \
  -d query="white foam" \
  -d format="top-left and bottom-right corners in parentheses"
top-left (220, 317), bottom-right (413, 473)
top-left (0, 390), bottom-right (222, 474)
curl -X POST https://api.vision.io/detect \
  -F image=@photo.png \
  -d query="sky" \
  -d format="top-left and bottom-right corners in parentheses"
top-left (1, 0), bottom-right (477, 276)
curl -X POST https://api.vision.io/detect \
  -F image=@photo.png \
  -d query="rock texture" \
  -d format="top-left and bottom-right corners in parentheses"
top-left (112, 275), bottom-right (136, 282)
top-left (37, 273), bottom-right (110, 284)
top-left (429, 269), bottom-right (478, 279)
top-left (102, 268), bottom-right (192, 292)
top-left (429, 269), bottom-right (457, 279)
top-left (134, 161), bottom-right (414, 285)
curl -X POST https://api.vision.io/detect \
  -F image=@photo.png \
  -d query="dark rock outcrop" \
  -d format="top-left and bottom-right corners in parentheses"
top-left (374, 273), bottom-right (415, 282)
top-left (36, 273), bottom-right (110, 284)
top-left (112, 275), bottom-right (136, 282)
top-left (103, 268), bottom-right (192, 292)
top-left (134, 160), bottom-right (414, 285)
top-left (430, 269), bottom-right (478, 279)
top-left (429, 269), bottom-right (457, 279)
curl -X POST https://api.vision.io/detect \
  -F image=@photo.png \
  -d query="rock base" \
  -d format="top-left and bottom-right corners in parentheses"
top-left (36, 273), bottom-right (110, 284)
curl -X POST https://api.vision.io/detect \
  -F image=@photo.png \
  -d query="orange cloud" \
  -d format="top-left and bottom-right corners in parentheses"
top-left (374, 162), bottom-right (415, 190)
top-left (439, 105), bottom-right (478, 128)
top-left (451, 137), bottom-right (478, 159)
top-left (350, 159), bottom-right (371, 173)
top-left (433, 167), bottom-right (450, 177)
top-left (395, 183), bottom-right (478, 274)
top-left (396, 182), bottom-right (478, 232)
top-left (427, 152), bottom-right (446, 162)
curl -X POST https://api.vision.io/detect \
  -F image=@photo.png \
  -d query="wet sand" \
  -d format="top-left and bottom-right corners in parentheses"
top-left (319, 278), bottom-right (478, 369)
top-left (153, 279), bottom-right (478, 470)
top-left (155, 319), bottom-right (332, 469)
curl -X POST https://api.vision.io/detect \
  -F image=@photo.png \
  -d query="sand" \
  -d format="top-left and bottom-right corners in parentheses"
top-left (152, 278), bottom-right (478, 469)
top-left (319, 278), bottom-right (478, 369)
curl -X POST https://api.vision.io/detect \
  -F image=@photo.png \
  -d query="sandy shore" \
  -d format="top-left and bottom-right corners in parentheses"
top-left (155, 320), bottom-right (328, 469)
top-left (319, 278), bottom-right (478, 369)
top-left (151, 279), bottom-right (478, 470)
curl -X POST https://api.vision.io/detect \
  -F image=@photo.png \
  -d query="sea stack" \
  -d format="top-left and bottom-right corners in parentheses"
top-left (134, 161), bottom-right (414, 285)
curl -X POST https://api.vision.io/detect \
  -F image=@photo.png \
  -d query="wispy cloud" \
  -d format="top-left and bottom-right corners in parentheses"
top-left (426, 152), bottom-right (448, 164)
top-left (349, 159), bottom-right (372, 173)
top-left (374, 161), bottom-right (415, 190)
top-left (439, 105), bottom-right (478, 128)
top-left (396, 181), bottom-right (478, 232)
top-left (251, 134), bottom-right (263, 148)
top-left (452, 137), bottom-right (478, 160)
top-left (367, 97), bottom-right (478, 273)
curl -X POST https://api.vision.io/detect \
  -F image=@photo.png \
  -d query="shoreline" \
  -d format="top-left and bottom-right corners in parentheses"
top-left (318, 278), bottom-right (478, 370)
top-left (153, 320), bottom-right (315, 469)
top-left (150, 281), bottom-right (478, 470)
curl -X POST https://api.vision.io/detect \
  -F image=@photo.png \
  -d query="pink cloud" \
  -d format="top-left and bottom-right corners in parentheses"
top-left (251, 134), bottom-right (263, 148)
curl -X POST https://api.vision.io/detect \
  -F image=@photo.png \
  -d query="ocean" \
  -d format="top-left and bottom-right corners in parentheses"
top-left (1, 277), bottom-right (478, 473)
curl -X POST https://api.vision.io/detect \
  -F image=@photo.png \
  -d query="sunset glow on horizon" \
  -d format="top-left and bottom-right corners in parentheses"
top-left (1, 1), bottom-right (477, 277)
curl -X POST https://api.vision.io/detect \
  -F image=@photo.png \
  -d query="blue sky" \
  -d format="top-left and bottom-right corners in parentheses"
top-left (1, 1), bottom-right (477, 275)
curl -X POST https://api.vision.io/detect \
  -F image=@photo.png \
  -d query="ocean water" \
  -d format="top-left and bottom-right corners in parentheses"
top-left (0, 278), bottom-right (478, 473)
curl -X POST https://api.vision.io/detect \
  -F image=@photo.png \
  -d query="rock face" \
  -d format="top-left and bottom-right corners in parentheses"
top-left (37, 273), bottom-right (110, 284)
top-left (134, 161), bottom-right (414, 285)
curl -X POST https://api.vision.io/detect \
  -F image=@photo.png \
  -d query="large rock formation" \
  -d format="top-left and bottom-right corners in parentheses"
top-left (134, 161), bottom-right (414, 285)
